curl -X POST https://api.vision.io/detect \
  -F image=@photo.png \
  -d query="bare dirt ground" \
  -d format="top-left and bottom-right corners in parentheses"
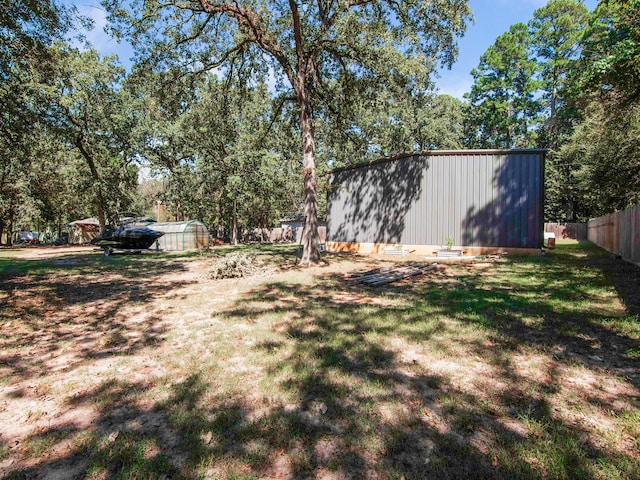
top-left (1, 247), bottom-right (207, 475)
top-left (1, 244), bottom-right (639, 479)
top-left (1, 246), bottom-right (368, 478)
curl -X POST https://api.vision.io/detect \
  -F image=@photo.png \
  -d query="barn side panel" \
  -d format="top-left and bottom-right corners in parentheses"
top-left (328, 155), bottom-right (427, 245)
top-left (327, 150), bottom-right (544, 252)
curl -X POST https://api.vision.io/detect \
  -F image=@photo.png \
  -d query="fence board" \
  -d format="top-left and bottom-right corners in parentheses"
top-left (544, 223), bottom-right (587, 240)
top-left (588, 204), bottom-right (640, 265)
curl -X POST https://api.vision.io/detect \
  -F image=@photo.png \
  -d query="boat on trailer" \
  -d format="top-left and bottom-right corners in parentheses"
top-left (93, 215), bottom-right (164, 255)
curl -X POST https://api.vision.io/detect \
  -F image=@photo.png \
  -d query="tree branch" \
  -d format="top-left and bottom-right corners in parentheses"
top-left (196, 0), bottom-right (294, 81)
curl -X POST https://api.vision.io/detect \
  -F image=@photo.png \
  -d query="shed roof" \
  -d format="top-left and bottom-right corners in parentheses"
top-left (148, 220), bottom-right (206, 234)
top-left (69, 217), bottom-right (99, 227)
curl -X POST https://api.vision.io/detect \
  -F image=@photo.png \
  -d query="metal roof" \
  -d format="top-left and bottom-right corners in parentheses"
top-left (328, 149), bottom-right (548, 174)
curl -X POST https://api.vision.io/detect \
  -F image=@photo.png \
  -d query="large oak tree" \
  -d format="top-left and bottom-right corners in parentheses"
top-left (103, 0), bottom-right (471, 265)
top-left (41, 43), bottom-right (140, 230)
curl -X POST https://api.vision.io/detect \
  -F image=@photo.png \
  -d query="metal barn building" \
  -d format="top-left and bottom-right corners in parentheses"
top-left (327, 149), bottom-right (545, 255)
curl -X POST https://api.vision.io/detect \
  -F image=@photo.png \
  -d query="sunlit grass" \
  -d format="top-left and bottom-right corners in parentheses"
top-left (1, 243), bottom-right (639, 479)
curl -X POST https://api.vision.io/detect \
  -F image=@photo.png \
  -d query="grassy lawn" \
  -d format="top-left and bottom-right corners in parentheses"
top-left (0, 242), bottom-right (639, 479)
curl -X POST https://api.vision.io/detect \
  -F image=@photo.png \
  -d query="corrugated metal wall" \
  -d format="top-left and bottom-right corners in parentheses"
top-left (327, 150), bottom-right (544, 249)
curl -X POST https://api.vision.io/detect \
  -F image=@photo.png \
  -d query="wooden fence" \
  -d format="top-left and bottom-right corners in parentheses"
top-left (544, 223), bottom-right (588, 240)
top-left (588, 203), bottom-right (640, 265)
top-left (232, 226), bottom-right (327, 244)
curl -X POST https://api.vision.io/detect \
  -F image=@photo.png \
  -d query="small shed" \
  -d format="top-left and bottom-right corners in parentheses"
top-left (148, 220), bottom-right (209, 251)
top-left (69, 217), bottom-right (100, 244)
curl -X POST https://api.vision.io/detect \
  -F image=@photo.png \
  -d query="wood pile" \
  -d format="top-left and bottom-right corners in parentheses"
top-left (345, 263), bottom-right (440, 286)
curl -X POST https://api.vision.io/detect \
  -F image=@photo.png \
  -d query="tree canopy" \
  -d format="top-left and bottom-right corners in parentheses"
top-left (3, 0), bottom-right (639, 246)
top-left (560, 0), bottom-right (640, 214)
top-left (102, 0), bottom-right (472, 264)
top-left (1, 0), bottom-right (75, 242)
top-left (465, 22), bottom-right (542, 148)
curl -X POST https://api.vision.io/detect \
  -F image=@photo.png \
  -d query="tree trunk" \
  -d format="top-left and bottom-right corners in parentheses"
top-left (97, 203), bottom-right (106, 231)
top-left (288, 0), bottom-right (321, 266)
top-left (176, 202), bottom-right (184, 222)
top-left (75, 138), bottom-right (107, 231)
top-left (231, 199), bottom-right (238, 245)
top-left (549, 70), bottom-right (558, 149)
top-left (297, 86), bottom-right (321, 266)
top-left (7, 217), bottom-right (13, 247)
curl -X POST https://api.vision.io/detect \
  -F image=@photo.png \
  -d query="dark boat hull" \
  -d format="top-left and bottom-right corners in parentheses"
top-left (94, 226), bottom-right (164, 250)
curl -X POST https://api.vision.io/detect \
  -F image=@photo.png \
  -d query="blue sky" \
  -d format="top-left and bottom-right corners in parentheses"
top-left (69, 0), bottom-right (599, 99)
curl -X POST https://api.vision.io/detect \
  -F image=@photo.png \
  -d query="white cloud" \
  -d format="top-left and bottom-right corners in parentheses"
top-left (435, 73), bottom-right (473, 100)
top-left (75, 3), bottom-right (114, 51)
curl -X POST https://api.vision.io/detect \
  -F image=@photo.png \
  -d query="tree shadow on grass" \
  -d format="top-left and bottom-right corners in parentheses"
top-left (215, 297), bottom-right (617, 475)
top-left (0, 250), bottom-right (193, 384)
top-left (0, 367), bottom-right (567, 479)
top-left (213, 282), bottom-right (545, 478)
top-left (214, 249), bottom-right (638, 477)
top-left (2, 377), bottom-right (186, 479)
top-left (2, 245), bottom-right (639, 479)
top-left (421, 247), bottom-right (640, 389)
top-left (582, 243), bottom-right (640, 320)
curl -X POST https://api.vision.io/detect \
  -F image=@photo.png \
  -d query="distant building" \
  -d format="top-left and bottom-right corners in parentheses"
top-left (69, 218), bottom-right (100, 244)
top-left (280, 215), bottom-right (327, 243)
